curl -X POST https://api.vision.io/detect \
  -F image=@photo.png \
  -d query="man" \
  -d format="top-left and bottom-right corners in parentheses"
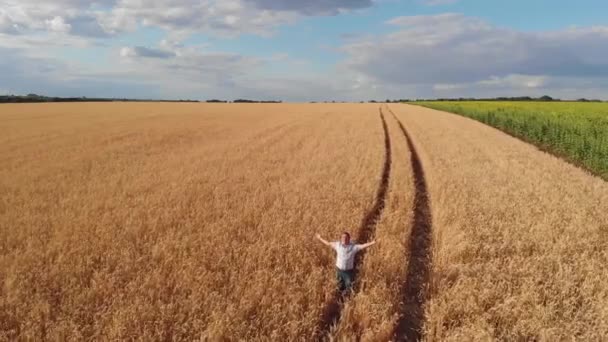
top-left (315, 232), bottom-right (377, 293)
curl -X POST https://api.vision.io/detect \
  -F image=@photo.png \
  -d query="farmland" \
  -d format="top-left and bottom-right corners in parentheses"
top-left (1, 103), bottom-right (608, 341)
top-left (390, 104), bottom-right (608, 340)
top-left (414, 101), bottom-right (608, 180)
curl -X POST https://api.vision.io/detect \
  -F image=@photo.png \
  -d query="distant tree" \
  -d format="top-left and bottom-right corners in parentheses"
top-left (538, 95), bottom-right (554, 101)
top-left (233, 99), bottom-right (281, 103)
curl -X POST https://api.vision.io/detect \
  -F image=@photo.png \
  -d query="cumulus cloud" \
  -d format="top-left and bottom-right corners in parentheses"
top-left (45, 16), bottom-right (72, 33)
top-left (478, 74), bottom-right (547, 89)
top-left (2, 0), bottom-right (375, 39)
top-left (115, 42), bottom-right (265, 95)
top-left (108, 41), bottom-right (373, 101)
top-left (244, 0), bottom-right (373, 15)
top-left (0, 46), bottom-right (159, 98)
top-left (100, 0), bottom-right (302, 37)
top-left (65, 15), bottom-right (115, 37)
top-left (341, 14), bottom-right (608, 97)
top-left (431, 74), bottom-right (547, 93)
top-left (2, 1), bottom-right (123, 37)
top-left (120, 46), bottom-right (176, 59)
top-left (3, 4), bottom-right (608, 101)
top-left (0, 10), bottom-right (20, 34)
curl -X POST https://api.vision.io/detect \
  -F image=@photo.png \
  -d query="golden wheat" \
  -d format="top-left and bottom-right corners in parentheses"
top-left (2, 102), bottom-right (607, 341)
top-left (0, 103), bottom-right (387, 340)
top-left (390, 103), bottom-right (608, 341)
top-left (331, 108), bottom-right (416, 341)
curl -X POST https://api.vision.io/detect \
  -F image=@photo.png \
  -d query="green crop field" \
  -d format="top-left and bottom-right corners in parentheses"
top-left (414, 101), bottom-right (608, 180)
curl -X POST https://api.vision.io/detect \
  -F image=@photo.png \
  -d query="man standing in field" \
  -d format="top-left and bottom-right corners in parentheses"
top-left (315, 232), bottom-right (377, 293)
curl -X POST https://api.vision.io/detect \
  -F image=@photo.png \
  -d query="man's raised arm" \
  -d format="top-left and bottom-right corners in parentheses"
top-left (315, 233), bottom-right (332, 247)
top-left (357, 240), bottom-right (377, 250)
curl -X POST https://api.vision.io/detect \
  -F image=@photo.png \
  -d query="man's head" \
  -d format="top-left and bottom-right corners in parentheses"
top-left (341, 232), bottom-right (351, 245)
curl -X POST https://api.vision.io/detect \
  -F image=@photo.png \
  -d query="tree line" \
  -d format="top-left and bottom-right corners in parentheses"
top-left (0, 94), bottom-right (199, 103)
top-left (206, 99), bottom-right (282, 103)
top-left (0, 94), bottom-right (286, 104)
top-left (2, 94), bottom-right (603, 104)
top-left (402, 96), bottom-right (604, 102)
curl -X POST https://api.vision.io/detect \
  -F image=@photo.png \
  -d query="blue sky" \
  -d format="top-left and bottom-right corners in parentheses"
top-left (1, 0), bottom-right (607, 101)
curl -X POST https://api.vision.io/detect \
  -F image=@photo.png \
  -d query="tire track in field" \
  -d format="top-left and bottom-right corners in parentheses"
top-left (316, 107), bottom-right (392, 341)
top-left (387, 105), bottom-right (433, 342)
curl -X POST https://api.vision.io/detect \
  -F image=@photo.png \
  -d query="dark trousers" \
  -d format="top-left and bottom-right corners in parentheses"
top-left (336, 268), bottom-right (355, 292)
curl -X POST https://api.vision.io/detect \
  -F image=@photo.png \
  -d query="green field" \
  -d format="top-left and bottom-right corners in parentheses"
top-left (414, 101), bottom-right (608, 180)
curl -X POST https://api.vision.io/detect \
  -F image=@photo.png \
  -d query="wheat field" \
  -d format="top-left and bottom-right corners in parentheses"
top-left (390, 104), bottom-right (608, 340)
top-left (416, 101), bottom-right (608, 180)
top-left (1, 102), bottom-right (608, 341)
top-left (1, 103), bottom-right (389, 340)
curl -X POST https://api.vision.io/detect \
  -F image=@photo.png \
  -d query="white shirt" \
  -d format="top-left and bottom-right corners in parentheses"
top-left (330, 242), bottom-right (363, 271)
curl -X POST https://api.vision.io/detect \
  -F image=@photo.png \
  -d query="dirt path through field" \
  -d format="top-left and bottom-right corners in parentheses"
top-left (386, 106), bottom-right (433, 342)
top-left (389, 103), bottom-right (608, 340)
top-left (317, 108), bottom-right (392, 340)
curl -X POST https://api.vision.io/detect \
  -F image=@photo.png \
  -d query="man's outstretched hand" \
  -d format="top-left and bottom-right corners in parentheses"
top-left (315, 233), bottom-right (331, 247)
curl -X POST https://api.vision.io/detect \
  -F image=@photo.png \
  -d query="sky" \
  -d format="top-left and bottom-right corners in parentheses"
top-left (1, 0), bottom-right (607, 101)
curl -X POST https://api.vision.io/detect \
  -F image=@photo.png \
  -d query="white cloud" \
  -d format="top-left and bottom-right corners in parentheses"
top-left (478, 74), bottom-right (547, 89)
top-left (427, 75), bottom-right (608, 100)
top-left (340, 14), bottom-right (608, 98)
top-left (45, 16), bottom-right (71, 33)
top-left (103, 0), bottom-right (298, 37)
top-left (96, 7), bottom-right (137, 34)
top-left (120, 46), bottom-right (176, 59)
top-left (1, 0), bottom-right (376, 39)
top-left (0, 10), bottom-right (20, 34)
top-left (244, 0), bottom-right (373, 15)
top-left (104, 40), bottom-right (391, 101)
top-left (113, 42), bottom-right (266, 97)
top-left (2, 1), bottom-right (123, 37)
top-left (0, 46), bottom-right (161, 98)
top-left (433, 83), bottom-right (463, 91)
top-left (433, 74), bottom-right (549, 93)
top-left (2, 6), bottom-right (608, 101)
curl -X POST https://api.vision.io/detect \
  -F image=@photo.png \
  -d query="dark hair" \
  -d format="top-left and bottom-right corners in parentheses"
top-left (342, 232), bottom-right (351, 239)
